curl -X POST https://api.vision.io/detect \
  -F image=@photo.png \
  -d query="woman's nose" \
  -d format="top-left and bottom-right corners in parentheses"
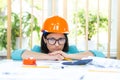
top-left (54, 41), bottom-right (59, 46)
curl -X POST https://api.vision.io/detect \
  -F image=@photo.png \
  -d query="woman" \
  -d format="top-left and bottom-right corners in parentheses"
top-left (11, 16), bottom-right (105, 60)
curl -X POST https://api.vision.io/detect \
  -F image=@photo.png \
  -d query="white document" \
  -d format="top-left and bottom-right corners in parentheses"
top-left (85, 56), bottom-right (120, 68)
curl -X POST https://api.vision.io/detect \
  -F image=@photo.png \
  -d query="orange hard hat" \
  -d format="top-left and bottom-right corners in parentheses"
top-left (41, 16), bottom-right (69, 34)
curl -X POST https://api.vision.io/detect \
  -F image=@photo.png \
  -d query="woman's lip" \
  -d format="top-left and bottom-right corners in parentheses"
top-left (54, 48), bottom-right (60, 51)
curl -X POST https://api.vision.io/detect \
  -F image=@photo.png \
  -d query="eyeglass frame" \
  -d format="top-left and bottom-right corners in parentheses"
top-left (46, 37), bottom-right (66, 45)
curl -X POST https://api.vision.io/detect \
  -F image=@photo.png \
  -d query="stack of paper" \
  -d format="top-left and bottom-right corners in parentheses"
top-left (85, 56), bottom-right (120, 68)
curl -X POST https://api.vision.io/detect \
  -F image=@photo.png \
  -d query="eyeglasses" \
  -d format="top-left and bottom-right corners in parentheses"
top-left (46, 38), bottom-right (66, 45)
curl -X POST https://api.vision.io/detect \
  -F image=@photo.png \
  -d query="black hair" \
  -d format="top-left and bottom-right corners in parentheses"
top-left (41, 32), bottom-right (69, 53)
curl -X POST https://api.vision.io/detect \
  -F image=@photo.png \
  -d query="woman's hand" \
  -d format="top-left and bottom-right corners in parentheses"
top-left (48, 51), bottom-right (69, 59)
top-left (48, 52), bottom-right (65, 60)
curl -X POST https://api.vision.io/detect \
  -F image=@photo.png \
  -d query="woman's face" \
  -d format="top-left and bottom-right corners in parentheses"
top-left (44, 33), bottom-right (66, 52)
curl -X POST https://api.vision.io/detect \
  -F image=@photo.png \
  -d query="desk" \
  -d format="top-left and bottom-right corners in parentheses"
top-left (0, 59), bottom-right (120, 80)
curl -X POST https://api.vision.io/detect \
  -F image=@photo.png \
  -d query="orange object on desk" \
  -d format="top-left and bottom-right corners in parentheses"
top-left (23, 57), bottom-right (36, 65)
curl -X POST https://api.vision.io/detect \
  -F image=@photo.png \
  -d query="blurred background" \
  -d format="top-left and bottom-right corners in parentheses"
top-left (0, 0), bottom-right (120, 59)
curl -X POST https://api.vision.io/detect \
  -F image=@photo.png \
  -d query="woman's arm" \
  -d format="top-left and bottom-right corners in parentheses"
top-left (22, 50), bottom-right (64, 60)
top-left (65, 51), bottom-right (94, 59)
top-left (49, 50), bottom-right (94, 60)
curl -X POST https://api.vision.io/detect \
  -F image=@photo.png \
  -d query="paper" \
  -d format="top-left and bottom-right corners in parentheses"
top-left (0, 60), bottom-right (86, 80)
top-left (86, 56), bottom-right (120, 68)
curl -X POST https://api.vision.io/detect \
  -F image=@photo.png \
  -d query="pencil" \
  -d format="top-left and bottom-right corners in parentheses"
top-left (22, 65), bottom-right (50, 68)
top-left (88, 69), bottom-right (119, 73)
top-left (64, 58), bottom-right (72, 61)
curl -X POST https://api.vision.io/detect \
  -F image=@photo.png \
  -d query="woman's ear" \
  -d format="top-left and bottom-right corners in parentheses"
top-left (43, 37), bottom-right (47, 44)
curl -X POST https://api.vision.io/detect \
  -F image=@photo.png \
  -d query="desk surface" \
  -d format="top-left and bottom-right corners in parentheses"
top-left (0, 59), bottom-right (120, 80)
